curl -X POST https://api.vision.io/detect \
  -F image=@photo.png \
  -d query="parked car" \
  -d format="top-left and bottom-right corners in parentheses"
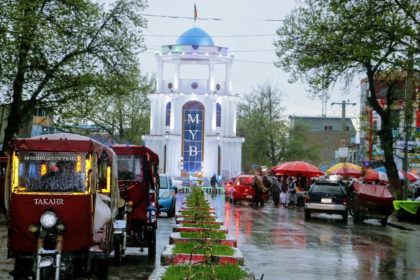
top-left (158, 175), bottom-right (177, 217)
top-left (228, 175), bottom-right (269, 203)
top-left (304, 180), bottom-right (349, 222)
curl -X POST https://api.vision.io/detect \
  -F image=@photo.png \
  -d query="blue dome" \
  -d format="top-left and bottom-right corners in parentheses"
top-left (175, 27), bottom-right (215, 46)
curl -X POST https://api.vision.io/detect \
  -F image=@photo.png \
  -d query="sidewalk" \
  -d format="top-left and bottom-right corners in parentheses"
top-left (387, 212), bottom-right (420, 231)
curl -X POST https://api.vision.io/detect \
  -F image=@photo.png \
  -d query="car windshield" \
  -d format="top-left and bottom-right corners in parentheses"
top-left (160, 176), bottom-right (170, 189)
top-left (16, 151), bottom-right (86, 193)
top-left (312, 184), bottom-right (343, 194)
top-left (117, 155), bottom-right (142, 181)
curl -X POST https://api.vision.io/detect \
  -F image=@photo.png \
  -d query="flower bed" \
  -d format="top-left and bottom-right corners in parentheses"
top-left (149, 265), bottom-right (255, 280)
top-left (161, 244), bottom-right (244, 266)
top-left (176, 217), bottom-right (224, 225)
top-left (169, 232), bottom-right (237, 247)
top-left (173, 224), bottom-right (228, 234)
top-left (150, 187), bottom-right (251, 279)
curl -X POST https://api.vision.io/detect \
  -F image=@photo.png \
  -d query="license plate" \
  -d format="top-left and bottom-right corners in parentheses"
top-left (321, 198), bottom-right (332, 203)
top-left (246, 195), bottom-right (253, 199)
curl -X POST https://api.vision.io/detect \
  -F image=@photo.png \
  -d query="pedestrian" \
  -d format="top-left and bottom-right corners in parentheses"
top-left (280, 176), bottom-right (289, 207)
top-left (271, 176), bottom-right (281, 207)
top-left (288, 177), bottom-right (297, 208)
top-left (262, 175), bottom-right (272, 206)
top-left (210, 174), bottom-right (218, 197)
top-left (252, 175), bottom-right (265, 207)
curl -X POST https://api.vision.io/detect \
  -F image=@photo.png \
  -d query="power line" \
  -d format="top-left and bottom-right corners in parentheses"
top-left (143, 34), bottom-right (277, 38)
top-left (142, 48), bottom-right (276, 53)
top-left (235, 59), bottom-right (275, 65)
top-left (140, 13), bottom-right (284, 22)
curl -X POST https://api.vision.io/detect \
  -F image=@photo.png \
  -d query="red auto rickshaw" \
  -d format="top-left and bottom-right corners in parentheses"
top-left (4, 133), bottom-right (120, 279)
top-left (0, 156), bottom-right (8, 214)
top-left (111, 145), bottom-right (159, 261)
top-left (349, 182), bottom-right (394, 226)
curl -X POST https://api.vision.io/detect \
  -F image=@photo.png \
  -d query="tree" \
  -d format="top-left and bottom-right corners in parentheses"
top-left (274, 0), bottom-right (419, 199)
top-left (55, 72), bottom-right (154, 144)
top-left (282, 121), bottom-right (321, 164)
top-left (237, 82), bottom-right (320, 170)
top-left (0, 0), bottom-right (147, 154)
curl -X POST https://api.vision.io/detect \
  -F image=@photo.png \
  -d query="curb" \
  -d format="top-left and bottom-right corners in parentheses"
top-left (387, 221), bottom-right (413, 230)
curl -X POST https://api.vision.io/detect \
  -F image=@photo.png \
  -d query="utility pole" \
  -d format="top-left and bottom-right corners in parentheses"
top-left (331, 100), bottom-right (356, 162)
top-left (331, 100), bottom-right (357, 145)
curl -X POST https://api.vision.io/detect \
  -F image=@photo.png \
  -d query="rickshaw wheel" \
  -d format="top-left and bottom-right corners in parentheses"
top-left (353, 209), bottom-right (361, 224)
top-left (380, 217), bottom-right (388, 226)
top-left (304, 209), bottom-right (311, 220)
top-left (342, 211), bottom-right (348, 223)
top-left (114, 235), bottom-right (123, 266)
top-left (147, 230), bottom-right (156, 258)
top-left (40, 266), bottom-right (53, 280)
top-left (12, 258), bottom-right (33, 279)
top-left (94, 259), bottom-right (109, 280)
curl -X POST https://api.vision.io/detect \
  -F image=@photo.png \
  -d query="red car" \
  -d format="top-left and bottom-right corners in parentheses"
top-left (228, 175), bottom-right (269, 203)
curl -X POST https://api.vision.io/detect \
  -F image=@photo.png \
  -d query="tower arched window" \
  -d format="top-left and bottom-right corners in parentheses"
top-left (165, 102), bottom-right (171, 126)
top-left (216, 103), bottom-right (221, 127)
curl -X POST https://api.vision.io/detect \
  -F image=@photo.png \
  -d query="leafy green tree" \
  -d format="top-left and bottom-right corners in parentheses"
top-left (274, 0), bottom-right (419, 199)
top-left (0, 0), bottom-right (147, 154)
top-left (237, 82), bottom-right (320, 170)
top-left (55, 72), bottom-right (154, 144)
top-left (282, 121), bottom-right (321, 164)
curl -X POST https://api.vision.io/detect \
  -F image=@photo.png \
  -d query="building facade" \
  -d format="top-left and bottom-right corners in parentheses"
top-left (143, 27), bottom-right (243, 178)
top-left (359, 75), bottom-right (420, 170)
top-left (289, 116), bottom-right (357, 168)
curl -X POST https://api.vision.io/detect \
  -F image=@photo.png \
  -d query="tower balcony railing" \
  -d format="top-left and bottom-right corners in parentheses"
top-left (159, 79), bottom-right (228, 95)
top-left (160, 45), bottom-right (229, 57)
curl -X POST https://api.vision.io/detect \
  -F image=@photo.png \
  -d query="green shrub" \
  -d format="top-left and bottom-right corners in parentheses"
top-left (173, 243), bottom-right (234, 256)
top-left (183, 223), bottom-right (220, 229)
top-left (162, 264), bottom-right (247, 280)
top-left (180, 231), bottom-right (226, 240)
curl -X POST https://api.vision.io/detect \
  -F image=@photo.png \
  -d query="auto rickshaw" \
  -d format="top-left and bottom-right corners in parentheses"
top-left (111, 145), bottom-right (159, 262)
top-left (4, 133), bottom-right (120, 279)
top-left (0, 156), bottom-right (8, 214)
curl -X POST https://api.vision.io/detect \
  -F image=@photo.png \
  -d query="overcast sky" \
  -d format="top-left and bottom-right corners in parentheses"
top-left (137, 0), bottom-right (361, 122)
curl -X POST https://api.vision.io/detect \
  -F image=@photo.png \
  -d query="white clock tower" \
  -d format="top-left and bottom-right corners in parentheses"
top-left (143, 27), bottom-right (244, 178)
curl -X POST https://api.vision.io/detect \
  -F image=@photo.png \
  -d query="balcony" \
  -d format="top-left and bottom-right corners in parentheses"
top-left (159, 79), bottom-right (227, 95)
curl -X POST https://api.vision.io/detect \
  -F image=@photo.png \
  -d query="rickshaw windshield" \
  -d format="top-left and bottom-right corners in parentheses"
top-left (117, 155), bottom-right (143, 181)
top-left (16, 151), bottom-right (87, 193)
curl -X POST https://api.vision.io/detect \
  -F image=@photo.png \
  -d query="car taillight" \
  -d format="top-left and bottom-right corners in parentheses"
top-left (236, 181), bottom-right (240, 186)
top-left (343, 197), bottom-right (348, 205)
top-left (305, 195), bottom-right (310, 203)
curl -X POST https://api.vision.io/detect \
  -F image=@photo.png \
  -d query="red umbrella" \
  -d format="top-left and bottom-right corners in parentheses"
top-left (399, 171), bottom-right (419, 182)
top-left (367, 169), bottom-right (419, 182)
top-left (364, 169), bottom-right (388, 182)
top-left (271, 161), bottom-right (324, 177)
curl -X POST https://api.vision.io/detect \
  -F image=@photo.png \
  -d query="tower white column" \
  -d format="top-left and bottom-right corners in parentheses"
top-left (209, 61), bottom-right (215, 92)
top-left (156, 57), bottom-right (163, 93)
top-left (174, 60), bottom-right (181, 92)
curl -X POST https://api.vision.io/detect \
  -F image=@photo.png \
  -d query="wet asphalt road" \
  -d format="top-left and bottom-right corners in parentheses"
top-left (1, 192), bottom-right (420, 279)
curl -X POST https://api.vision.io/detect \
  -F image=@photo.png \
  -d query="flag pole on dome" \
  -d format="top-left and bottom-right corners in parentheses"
top-left (194, 3), bottom-right (197, 25)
